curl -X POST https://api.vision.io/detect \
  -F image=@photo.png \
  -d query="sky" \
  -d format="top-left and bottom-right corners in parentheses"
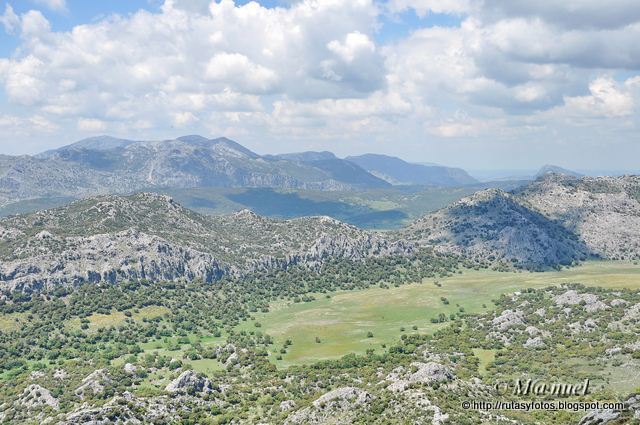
top-left (0, 0), bottom-right (639, 171)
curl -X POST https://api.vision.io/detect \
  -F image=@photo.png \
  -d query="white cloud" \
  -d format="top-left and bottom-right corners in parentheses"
top-left (205, 53), bottom-right (278, 93)
top-left (387, 0), bottom-right (472, 17)
top-left (77, 118), bottom-right (107, 132)
top-left (0, 0), bottom-right (384, 135)
top-left (0, 4), bottom-right (19, 34)
top-left (0, 0), bottom-right (638, 169)
top-left (327, 32), bottom-right (375, 62)
top-left (2, 55), bottom-right (47, 105)
top-left (33, 0), bottom-right (67, 12)
top-left (481, 0), bottom-right (640, 30)
top-left (172, 111), bottom-right (198, 127)
top-left (0, 114), bottom-right (58, 135)
top-left (20, 10), bottom-right (51, 37)
top-left (563, 77), bottom-right (634, 118)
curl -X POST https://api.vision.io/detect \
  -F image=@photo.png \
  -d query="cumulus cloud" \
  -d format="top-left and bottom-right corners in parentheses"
top-left (387, 0), bottom-right (473, 17)
top-left (563, 77), bottom-right (635, 118)
top-left (481, 0), bottom-right (640, 30)
top-left (0, 0), bottom-right (638, 168)
top-left (0, 0), bottom-right (384, 136)
top-left (205, 52), bottom-right (278, 93)
top-left (77, 118), bottom-right (107, 132)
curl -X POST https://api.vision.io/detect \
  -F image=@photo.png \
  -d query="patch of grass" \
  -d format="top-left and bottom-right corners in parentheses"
top-left (187, 358), bottom-right (225, 374)
top-left (473, 349), bottom-right (496, 375)
top-left (246, 261), bottom-right (640, 367)
top-left (66, 305), bottom-right (170, 332)
top-left (0, 313), bottom-right (26, 332)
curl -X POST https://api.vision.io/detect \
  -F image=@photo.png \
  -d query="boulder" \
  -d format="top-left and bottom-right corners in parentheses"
top-left (492, 310), bottom-right (525, 330)
top-left (75, 369), bottom-right (112, 399)
top-left (165, 370), bottom-right (214, 394)
top-left (18, 384), bottom-right (59, 410)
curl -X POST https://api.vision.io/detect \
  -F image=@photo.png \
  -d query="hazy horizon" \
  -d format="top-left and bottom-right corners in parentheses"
top-left (9, 132), bottom-right (635, 177)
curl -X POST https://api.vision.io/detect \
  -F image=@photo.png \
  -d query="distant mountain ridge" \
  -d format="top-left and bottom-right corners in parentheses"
top-left (269, 151), bottom-right (391, 188)
top-left (0, 136), bottom-right (479, 208)
top-left (0, 136), bottom-right (371, 208)
top-left (346, 154), bottom-right (477, 186)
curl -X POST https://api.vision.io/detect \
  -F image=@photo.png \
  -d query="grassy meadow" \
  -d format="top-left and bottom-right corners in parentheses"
top-left (239, 261), bottom-right (640, 367)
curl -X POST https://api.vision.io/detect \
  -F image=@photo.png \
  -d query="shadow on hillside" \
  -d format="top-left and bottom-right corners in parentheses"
top-left (226, 188), bottom-right (407, 229)
top-left (444, 195), bottom-right (595, 270)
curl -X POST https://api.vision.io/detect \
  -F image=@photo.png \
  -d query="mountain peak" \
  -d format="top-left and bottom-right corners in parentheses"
top-left (176, 135), bottom-right (210, 144)
top-left (37, 136), bottom-right (135, 157)
top-left (536, 164), bottom-right (583, 178)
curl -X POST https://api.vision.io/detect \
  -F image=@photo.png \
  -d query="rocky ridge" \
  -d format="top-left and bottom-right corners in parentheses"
top-left (0, 193), bottom-right (411, 291)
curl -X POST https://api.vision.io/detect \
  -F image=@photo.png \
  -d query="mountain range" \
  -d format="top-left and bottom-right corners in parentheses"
top-left (0, 136), bottom-right (483, 210)
top-left (2, 173), bottom-right (638, 290)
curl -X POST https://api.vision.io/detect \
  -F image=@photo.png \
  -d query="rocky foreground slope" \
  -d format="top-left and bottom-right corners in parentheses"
top-left (0, 174), bottom-right (638, 291)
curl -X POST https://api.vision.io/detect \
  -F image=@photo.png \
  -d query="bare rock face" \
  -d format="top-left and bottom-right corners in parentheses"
top-left (285, 387), bottom-right (373, 424)
top-left (280, 400), bottom-right (296, 412)
top-left (579, 394), bottom-right (640, 425)
top-left (123, 363), bottom-right (138, 375)
top-left (387, 362), bottom-right (455, 392)
top-left (61, 401), bottom-right (143, 425)
top-left (407, 362), bottom-right (455, 385)
top-left (53, 369), bottom-right (68, 380)
top-left (523, 337), bottom-right (545, 349)
top-left (312, 387), bottom-right (372, 409)
top-left (18, 384), bottom-right (59, 410)
top-left (492, 310), bottom-right (525, 331)
top-left (75, 369), bottom-right (112, 399)
top-left (553, 290), bottom-right (609, 312)
top-left (165, 370), bottom-right (214, 395)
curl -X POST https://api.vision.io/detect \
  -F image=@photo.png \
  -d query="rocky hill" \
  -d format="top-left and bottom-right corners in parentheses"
top-left (395, 188), bottom-right (590, 269)
top-left (515, 174), bottom-right (640, 260)
top-left (0, 193), bottom-right (410, 291)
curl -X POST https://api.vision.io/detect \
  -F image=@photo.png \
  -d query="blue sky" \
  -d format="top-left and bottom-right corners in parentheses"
top-left (0, 0), bottom-right (638, 171)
